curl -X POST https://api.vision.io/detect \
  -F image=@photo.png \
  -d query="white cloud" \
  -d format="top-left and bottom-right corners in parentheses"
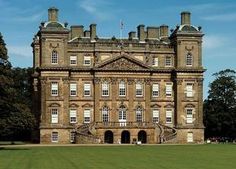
top-left (79, 0), bottom-right (114, 21)
top-left (201, 13), bottom-right (236, 21)
top-left (203, 35), bottom-right (228, 49)
top-left (8, 46), bottom-right (32, 58)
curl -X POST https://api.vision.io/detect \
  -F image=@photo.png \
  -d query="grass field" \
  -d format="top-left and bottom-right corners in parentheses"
top-left (0, 144), bottom-right (235, 169)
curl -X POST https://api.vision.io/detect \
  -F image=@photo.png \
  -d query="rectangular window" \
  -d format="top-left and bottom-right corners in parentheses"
top-left (84, 83), bottom-right (91, 96)
top-left (70, 83), bottom-right (77, 96)
top-left (84, 109), bottom-right (91, 123)
top-left (152, 109), bottom-right (159, 123)
top-left (84, 56), bottom-right (91, 65)
top-left (70, 109), bottom-right (77, 123)
top-left (102, 83), bottom-right (109, 96)
top-left (51, 132), bottom-right (58, 142)
top-left (51, 51), bottom-right (58, 64)
top-left (166, 109), bottom-right (172, 123)
top-left (152, 57), bottom-right (158, 66)
top-left (51, 82), bottom-right (58, 96)
top-left (70, 132), bottom-right (76, 143)
top-left (136, 83), bottom-right (143, 97)
top-left (119, 81), bottom-right (126, 96)
top-left (186, 54), bottom-right (193, 66)
top-left (51, 109), bottom-right (58, 123)
top-left (152, 84), bottom-right (159, 97)
top-left (186, 83), bottom-right (193, 97)
top-left (165, 83), bottom-right (172, 97)
top-left (70, 56), bottom-right (77, 65)
top-left (187, 132), bottom-right (193, 142)
top-left (165, 56), bottom-right (172, 67)
top-left (186, 109), bottom-right (193, 124)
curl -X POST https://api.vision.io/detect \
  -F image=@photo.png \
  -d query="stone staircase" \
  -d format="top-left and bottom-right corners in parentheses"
top-left (76, 123), bottom-right (100, 144)
top-left (157, 124), bottom-right (177, 143)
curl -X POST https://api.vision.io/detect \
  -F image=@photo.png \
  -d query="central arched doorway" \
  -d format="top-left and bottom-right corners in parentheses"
top-left (121, 130), bottom-right (130, 144)
top-left (104, 130), bottom-right (113, 144)
top-left (138, 130), bottom-right (147, 143)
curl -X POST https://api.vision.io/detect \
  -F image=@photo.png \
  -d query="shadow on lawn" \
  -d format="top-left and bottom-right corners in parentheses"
top-left (0, 147), bottom-right (30, 151)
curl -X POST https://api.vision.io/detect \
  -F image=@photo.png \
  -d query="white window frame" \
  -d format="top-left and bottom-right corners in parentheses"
top-left (102, 82), bottom-right (109, 96)
top-left (102, 107), bottom-right (109, 122)
top-left (84, 83), bottom-right (91, 96)
top-left (152, 109), bottom-right (159, 123)
top-left (186, 108), bottom-right (193, 124)
top-left (165, 83), bottom-right (172, 97)
top-left (187, 132), bottom-right (193, 142)
top-left (119, 106), bottom-right (126, 121)
top-left (152, 57), bottom-right (158, 66)
top-left (51, 51), bottom-right (58, 64)
top-left (166, 109), bottom-right (172, 124)
top-left (84, 55), bottom-right (91, 66)
top-left (186, 53), bottom-right (193, 66)
top-left (70, 83), bottom-right (77, 96)
top-left (70, 55), bottom-right (77, 65)
top-left (70, 132), bottom-right (76, 143)
top-left (51, 132), bottom-right (58, 142)
top-left (84, 109), bottom-right (91, 123)
top-left (152, 83), bottom-right (159, 97)
top-left (136, 83), bottom-right (143, 97)
top-left (70, 109), bottom-right (77, 124)
top-left (119, 81), bottom-right (126, 97)
top-left (136, 107), bottom-right (143, 122)
top-left (165, 56), bottom-right (172, 67)
top-left (51, 82), bottom-right (58, 96)
top-left (186, 83), bottom-right (194, 97)
top-left (51, 108), bottom-right (58, 123)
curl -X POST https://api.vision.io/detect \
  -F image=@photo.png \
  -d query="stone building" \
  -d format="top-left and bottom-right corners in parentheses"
top-left (32, 7), bottom-right (205, 144)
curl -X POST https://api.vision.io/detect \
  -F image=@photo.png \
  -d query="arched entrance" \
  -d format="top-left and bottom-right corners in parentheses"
top-left (138, 130), bottom-right (147, 143)
top-left (104, 130), bottom-right (113, 144)
top-left (121, 130), bottom-right (130, 144)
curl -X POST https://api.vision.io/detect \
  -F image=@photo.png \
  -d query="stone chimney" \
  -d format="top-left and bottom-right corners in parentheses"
top-left (71, 25), bottom-right (84, 39)
top-left (137, 25), bottom-right (146, 41)
top-left (48, 7), bottom-right (58, 22)
top-left (181, 11), bottom-right (191, 25)
top-left (84, 30), bottom-right (90, 37)
top-left (128, 31), bottom-right (136, 39)
top-left (147, 27), bottom-right (159, 39)
top-left (90, 24), bottom-right (97, 40)
top-left (160, 25), bottom-right (169, 38)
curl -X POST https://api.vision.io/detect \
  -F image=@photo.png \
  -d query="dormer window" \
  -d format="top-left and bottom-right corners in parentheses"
top-left (186, 53), bottom-right (193, 66)
top-left (51, 50), bottom-right (58, 64)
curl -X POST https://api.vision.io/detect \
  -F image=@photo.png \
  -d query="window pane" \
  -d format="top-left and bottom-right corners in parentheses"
top-left (152, 84), bottom-right (159, 97)
top-left (165, 84), bottom-right (172, 97)
top-left (102, 83), bottom-right (109, 96)
top-left (166, 110), bottom-right (172, 123)
top-left (51, 109), bottom-right (58, 123)
top-left (70, 109), bottom-right (77, 123)
top-left (84, 83), bottom-right (91, 96)
top-left (51, 82), bottom-right (58, 96)
top-left (153, 109), bottom-right (159, 123)
top-left (70, 83), bottom-right (77, 96)
top-left (119, 81), bottom-right (126, 96)
top-left (51, 132), bottom-right (58, 142)
top-left (84, 56), bottom-right (91, 65)
top-left (136, 83), bottom-right (143, 97)
top-left (186, 54), bottom-right (193, 66)
top-left (165, 56), bottom-right (172, 66)
top-left (70, 56), bottom-right (77, 65)
top-left (51, 51), bottom-right (58, 64)
top-left (84, 109), bottom-right (91, 123)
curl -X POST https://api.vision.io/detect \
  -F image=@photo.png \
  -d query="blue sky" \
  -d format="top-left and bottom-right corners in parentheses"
top-left (0, 0), bottom-right (236, 98)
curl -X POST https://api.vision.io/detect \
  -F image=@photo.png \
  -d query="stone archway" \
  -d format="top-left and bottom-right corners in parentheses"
top-left (104, 130), bottom-right (114, 144)
top-left (121, 130), bottom-right (130, 144)
top-left (138, 130), bottom-right (147, 143)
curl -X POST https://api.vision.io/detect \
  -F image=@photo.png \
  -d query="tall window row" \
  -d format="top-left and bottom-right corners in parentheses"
top-left (50, 82), bottom-right (194, 98)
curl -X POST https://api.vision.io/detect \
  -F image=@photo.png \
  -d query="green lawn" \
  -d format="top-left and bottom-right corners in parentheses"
top-left (0, 144), bottom-right (235, 169)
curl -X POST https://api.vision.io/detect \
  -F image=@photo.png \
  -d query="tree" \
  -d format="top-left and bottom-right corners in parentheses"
top-left (204, 69), bottom-right (236, 140)
top-left (0, 33), bottom-right (36, 142)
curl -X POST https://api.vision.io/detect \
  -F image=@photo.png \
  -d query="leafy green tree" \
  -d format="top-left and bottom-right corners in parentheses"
top-left (0, 33), bottom-right (36, 142)
top-left (204, 69), bottom-right (236, 139)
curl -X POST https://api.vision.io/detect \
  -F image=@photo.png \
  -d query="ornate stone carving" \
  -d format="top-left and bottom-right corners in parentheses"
top-left (101, 57), bottom-right (146, 70)
top-left (197, 78), bottom-right (204, 86)
top-left (175, 79), bottom-right (183, 85)
top-left (111, 77), bottom-right (117, 84)
top-left (144, 78), bottom-right (151, 85)
top-left (127, 78), bottom-right (134, 85)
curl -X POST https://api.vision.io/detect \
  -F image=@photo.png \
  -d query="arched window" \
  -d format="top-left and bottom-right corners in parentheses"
top-left (119, 105), bottom-right (126, 121)
top-left (136, 106), bottom-right (143, 122)
top-left (51, 50), bottom-right (58, 64)
top-left (186, 53), bottom-right (193, 66)
top-left (102, 106), bottom-right (109, 122)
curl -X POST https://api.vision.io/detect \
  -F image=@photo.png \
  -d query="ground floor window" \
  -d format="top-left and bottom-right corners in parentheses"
top-left (187, 132), bottom-right (193, 143)
top-left (51, 132), bottom-right (58, 142)
top-left (70, 132), bottom-right (76, 143)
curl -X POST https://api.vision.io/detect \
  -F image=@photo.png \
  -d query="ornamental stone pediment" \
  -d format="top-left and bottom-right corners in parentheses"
top-left (95, 55), bottom-right (150, 71)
